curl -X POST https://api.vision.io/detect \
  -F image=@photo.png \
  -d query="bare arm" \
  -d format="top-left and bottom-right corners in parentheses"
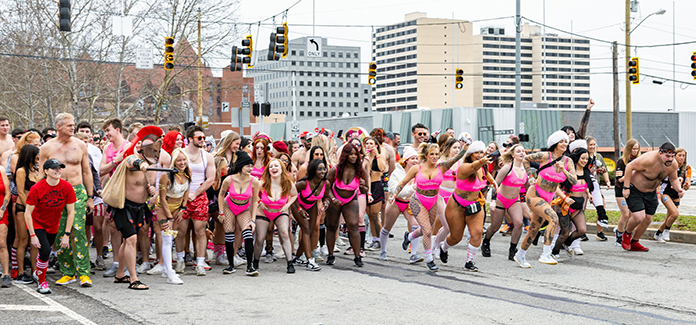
top-left (577, 99), bottom-right (594, 139)
top-left (1, 170), bottom-right (9, 212)
top-left (250, 178), bottom-right (260, 227)
top-left (559, 157), bottom-right (578, 185)
top-left (523, 151), bottom-right (549, 177)
top-left (80, 144), bottom-right (94, 197)
top-left (494, 163), bottom-right (511, 187)
top-left (668, 168), bottom-right (684, 197)
top-left (158, 175), bottom-right (173, 220)
top-left (392, 165), bottom-right (419, 198)
top-left (16, 168), bottom-right (28, 204)
top-left (218, 177), bottom-right (231, 209)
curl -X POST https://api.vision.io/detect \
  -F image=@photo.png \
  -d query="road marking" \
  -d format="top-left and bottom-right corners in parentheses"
top-left (0, 304), bottom-right (59, 311)
top-left (12, 283), bottom-right (97, 325)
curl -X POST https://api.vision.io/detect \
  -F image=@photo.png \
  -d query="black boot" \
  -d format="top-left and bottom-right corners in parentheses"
top-left (481, 238), bottom-right (491, 257)
top-left (253, 259), bottom-right (260, 270)
top-left (354, 256), bottom-right (364, 267)
top-left (286, 261), bottom-right (295, 273)
top-left (508, 244), bottom-right (518, 261)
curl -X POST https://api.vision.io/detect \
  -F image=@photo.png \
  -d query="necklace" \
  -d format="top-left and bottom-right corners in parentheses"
top-left (188, 149), bottom-right (202, 163)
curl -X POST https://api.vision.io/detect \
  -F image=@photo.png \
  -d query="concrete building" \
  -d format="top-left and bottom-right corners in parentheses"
top-left (247, 37), bottom-right (372, 120)
top-left (371, 13), bottom-right (591, 111)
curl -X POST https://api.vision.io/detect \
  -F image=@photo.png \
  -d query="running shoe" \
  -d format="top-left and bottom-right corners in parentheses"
top-left (49, 254), bottom-right (59, 267)
top-left (312, 249), bottom-right (324, 262)
top-left (551, 253), bottom-right (565, 262)
top-left (538, 253), bottom-right (558, 265)
top-left (580, 234), bottom-right (589, 241)
top-left (102, 246), bottom-right (109, 260)
top-left (621, 232), bottom-right (632, 250)
top-left (514, 254), bottom-right (531, 268)
top-left (103, 263), bottom-right (118, 277)
top-left (307, 258), bottom-right (322, 271)
top-left (508, 247), bottom-right (518, 261)
top-left (321, 245), bottom-right (329, 256)
top-left (215, 255), bottom-right (229, 265)
top-left (196, 261), bottom-right (212, 271)
top-left (354, 257), bottom-right (364, 267)
top-left (79, 276), bottom-right (92, 287)
top-left (439, 244), bottom-right (449, 264)
top-left (10, 268), bottom-right (17, 279)
top-left (379, 251), bottom-right (388, 261)
top-left (426, 261), bottom-right (438, 272)
top-left (614, 228), bottom-right (622, 247)
top-left (409, 254), bottom-right (424, 264)
top-left (573, 247), bottom-right (584, 255)
top-left (237, 247), bottom-right (246, 259)
top-left (326, 255), bottom-right (336, 265)
top-left (136, 262), bottom-right (151, 274)
top-left (166, 270), bottom-right (184, 284)
top-left (233, 255), bottom-right (246, 267)
top-left (563, 244), bottom-right (575, 257)
top-left (55, 276), bottom-right (76, 286)
top-left (343, 247), bottom-right (354, 255)
top-left (481, 240), bottom-right (491, 257)
top-left (287, 261), bottom-right (296, 274)
top-left (146, 264), bottom-right (164, 275)
top-left (366, 241), bottom-right (380, 251)
top-left (32, 271), bottom-right (38, 284)
top-left (184, 253), bottom-right (193, 266)
top-left (464, 261), bottom-right (478, 272)
top-left (663, 229), bottom-right (671, 241)
top-left (335, 236), bottom-right (347, 247)
top-left (1, 275), bottom-right (11, 288)
top-left (245, 265), bottom-right (259, 276)
top-left (252, 259), bottom-right (259, 270)
top-left (597, 219), bottom-right (609, 228)
top-left (359, 249), bottom-right (366, 258)
top-left (15, 273), bottom-right (33, 284)
top-left (596, 232), bottom-right (608, 241)
top-left (654, 232), bottom-right (666, 243)
top-left (222, 265), bottom-right (236, 274)
top-left (499, 224), bottom-right (510, 234)
top-left (195, 265), bottom-right (207, 276)
top-left (402, 231), bottom-right (410, 251)
top-left (95, 256), bottom-right (107, 271)
top-left (37, 281), bottom-right (51, 294)
top-left (175, 259), bottom-right (186, 274)
top-left (293, 256), bottom-right (308, 266)
top-left (630, 241), bottom-right (649, 252)
top-left (264, 253), bottom-right (274, 264)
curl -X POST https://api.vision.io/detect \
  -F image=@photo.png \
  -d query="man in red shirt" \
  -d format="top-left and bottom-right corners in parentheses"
top-left (26, 159), bottom-right (76, 294)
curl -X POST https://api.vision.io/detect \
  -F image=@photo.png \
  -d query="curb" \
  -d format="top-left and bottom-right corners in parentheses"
top-left (586, 223), bottom-right (696, 245)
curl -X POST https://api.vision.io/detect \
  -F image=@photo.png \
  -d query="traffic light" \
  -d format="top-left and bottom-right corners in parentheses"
top-left (368, 63), bottom-right (377, 85)
top-left (252, 102), bottom-right (260, 117)
top-left (243, 35), bottom-right (253, 68)
top-left (261, 103), bottom-right (271, 117)
top-left (230, 46), bottom-right (243, 72)
top-left (455, 69), bottom-right (463, 89)
top-left (58, 0), bottom-right (71, 32)
top-left (282, 22), bottom-right (289, 58)
top-left (628, 57), bottom-right (639, 85)
top-left (268, 26), bottom-right (286, 61)
top-left (164, 37), bottom-right (174, 71)
top-left (691, 52), bottom-right (696, 80)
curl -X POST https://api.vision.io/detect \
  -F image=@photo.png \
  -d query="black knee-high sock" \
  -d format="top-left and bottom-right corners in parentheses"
top-left (597, 205), bottom-right (608, 222)
top-left (358, 225), bottom-right (366, 250)
top-left (225, 233), bottom-right (235, 265)
top-left (319, 225), bottom-right (326, 247)
top-left (242, 229), bottom-right (254, 266)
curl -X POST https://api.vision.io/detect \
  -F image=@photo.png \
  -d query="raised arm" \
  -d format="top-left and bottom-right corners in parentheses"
top-left (577, 99), bottom-right (594, 139)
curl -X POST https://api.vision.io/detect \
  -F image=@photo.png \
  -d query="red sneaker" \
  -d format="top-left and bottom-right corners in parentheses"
top-left (10, 268), bottom-right (18, 279)
top-left (621, 232), bottom-right (632, 251)
top-left (630, 241), bottom-right (649, 252)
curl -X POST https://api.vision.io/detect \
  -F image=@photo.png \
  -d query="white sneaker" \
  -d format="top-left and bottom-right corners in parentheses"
top-left (663, 229), bottom-right (671, 241)
top-left (195, 265), bottom-right (206, 276)
top-left (233, 255), bottom-right (246, 267)
top-left (573, 247), bottom-right (584, 255)
top-left (166, 271), bottom-right (183, 285)
top-left (175, 259), bottom-right (186, 274)
top-left (136, 262), bottom-right (151, 274)
top-left (199, 261), bottom-right (212, 270)
top-left (538, 253), bottom-right (558, 265)
top-left (335, 236), bottom-right (347, 247)
top-left (146, 264), bottom-right (163, 275)
top-left (654, 232), bottom-right (666, 243)
top-left (216, 255), bottom-right (229, 265)
top-left (379, 251), bottom-right (388, 261)
top-left (312, 249), bottom-right (324, 262)
top-left (409, 254), bottom-right (424, 264)
top-left (321, 245), bottom-right (329, 256)
top-left (514, 254), bottom-right (531, 268)
top-left (306, 258), bottom-right (322, 271)
top-left (264, 254), bottom-right (274, 264)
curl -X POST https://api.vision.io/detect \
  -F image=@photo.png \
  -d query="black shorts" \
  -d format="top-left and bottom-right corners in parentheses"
top-left (614, 185), bottom-right (623, 198)
top-left (626, 185), bottom-right (658, 215)
top-left (108, 199), bottom-right (152, 239)
top-left (367, 181), bottom-right (384, 206)
top-left (662, 187), bottom-right (681, 207)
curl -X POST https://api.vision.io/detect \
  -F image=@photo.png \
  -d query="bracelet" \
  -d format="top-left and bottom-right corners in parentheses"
top-left (63, 232), bottom-right (71, 237)
top-left (623, 186), bottom-right (630, 190)
top-left (179, 206), bottom-right (187, 210)
top-left (30, 234), bottom-right (36, 238)
top-left (88, 195), bottom-right (94, 199)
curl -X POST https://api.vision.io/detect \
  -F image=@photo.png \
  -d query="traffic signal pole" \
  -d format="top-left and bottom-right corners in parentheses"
top-left (625, 0), bottom-right (632, 139)
top-left (515, 0), bottom-right (522, 138)
top-left (197, 8), bottom-right (203, 126)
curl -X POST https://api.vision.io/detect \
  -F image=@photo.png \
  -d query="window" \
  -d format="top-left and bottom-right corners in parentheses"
top-left (324, 112), bottom-right (328, 117)
top-left (308, 112), bottom-right (312, 117)
top-left (323, 52), bottom-right (328, 57)
top-left (323, 92), bottom-right (328, 97)
top-left (323, 62), bottom-right (328, 67)
top-left (323, 82), bottom-right (328, 87)
top-left (299, 101), bottom-right (305, 106)
top-left (331, 92), bottom-right (336, 97)
top-left (354, 63), bottom-right (359, 68)
top-left (307, 81), bottom-right (312, 86)
top-left (299, 81), bottom-right (304, 86)
top-left (354, 53), bottom-right (359, 59)
top-left (323, 72), bottom-right (328, 77)
top-left (346, 92), bottom-right (351, 98)
top-left (299, 91), bottom-right (304, 96)
top-left (308, 101), bottom-right (313, 107)
top-left (331, 102), bottom-right (336, 107)
top-left (323, 102), bottom-right (328, 107)
top-left (315, 62), bottom-right (320, 67)
top-left (315, 101), bottom-right (320, 106)
top-left (331, 52), bottom-right (336, 58)
top-left (331, 72), bottom-right (336, 77)
top-left (300, 111), bottom-right (305, 116)
top-left (331, 82), bottom-right (336, 87)
top-left (338, 102), bottom-right (343, 107)
top-left (291, 61), bottom-right (296, 66)
top-left (338, 52), bottom-right (343, 58)
top-left (338, 62), bottom-right (343, 68)
top-left (299, 50), bottom-right (304, 56)
top-left (332, 111), bottom-right (337, 116)
top-left (299, 61), bottom-right (305, 66)
top-left (338, 92), bottom-right (343, 97)
top-left (338, 82), bottom-right (343, 87)
top-left (354, 92), bottom-right (359, 97)
top-left (331, 62), bottom-right (336, 68)
top-left (299, 71), bottom-right (304, 76)
top-left (355, 83), bottom-right (359, 88)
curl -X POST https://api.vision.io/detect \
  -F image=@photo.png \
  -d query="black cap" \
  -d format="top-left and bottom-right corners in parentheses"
top-left (43, 158), bottom-right (66, 170)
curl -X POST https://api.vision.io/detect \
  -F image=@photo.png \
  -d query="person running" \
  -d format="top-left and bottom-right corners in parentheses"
top-left (325, 143), bottom-right (369, 267)
top-left (585, 137), bottom-right (611, 242)
top-left (364, 136), bottom-right (386, 251)
top-left (514, 130), bottom-right (577, 268)
top-left (253, 158), bottom-right (298, 274)
top-left (621, 142), bottom-right (681, 252)
top-left (380, 146), bottom-right (421, 262)
top-left (393, 142), bottom-right (466, 272)
top-left (431, 137), bottom-right (464, 255)
top-left (655, 148), bottom-right (690, 243)
top-left (290, 159), bottom-right (325, 271)
top-left (0, 162), bottom-right (11, 288)
top-left (295, 146), bottom-right (328, 261)
top-left (482, 144), bottom-right (528, 261)
top-left (39, 113), bottom-right (94, 287)
top-left (153, 148), bottom-right (189, 285)
top-left (614, 139), bottom-right (640, 246)
top-left (25, 159), bottom-right (77, 294)
top-left (218, 151), bottom-right (260, 276)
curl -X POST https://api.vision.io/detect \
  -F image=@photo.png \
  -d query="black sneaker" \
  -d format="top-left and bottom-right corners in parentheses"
top-left (464, 261), bottom-right (478, 272)
top-left (252, 259), bottom-right (259, 270)
top-left (388, 233), bottom-right (394, 238)
top-left (1, 275), bottom-right (11, 288)
top-left (222, 265), bottom-right (236, 274)
top-left (439, 245), bottom-right (449, 264)
top-left (245, 265), bottom-right (259, 276)
top-left (596, 232), bottom-right (608, 241)
top-left (102, 247), bottom-right (109, 260)
top-left (354, 257), bottom-right (364, 267)
top-left (237, 247), bottom-right (246, 259)
top-left (15, 273), bottom-right (33, 285)
top-left (401, 231), bottom-right (410, 251)
top-left (287, 261), bottom-right (296, 274)
top-left (580, 234), bottom-right (589, 241)
top-left (426, 261), bottom-right (438, 272)
top-left (184, 253), bottom-right (193, 266)
top-left (481, 240), bottom-right (491, 257)
top-left (326, 255), bottom-right (335, 265)
top-left (508, 247), bottom-right (518, 261)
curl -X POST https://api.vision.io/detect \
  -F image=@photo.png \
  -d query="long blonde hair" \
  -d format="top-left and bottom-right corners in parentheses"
top-left (215, 131), bottom-right (240, 159)
top-left (676, 147), bottom-right (687, 168)
top-left (500, 144), bottom-right (524, 165)
top-left (15, 131), bottom-right (41, 152)
top-left (168, 148), bottom-right (191, 189)
top-left (622, 139), bottom-right (641, 165)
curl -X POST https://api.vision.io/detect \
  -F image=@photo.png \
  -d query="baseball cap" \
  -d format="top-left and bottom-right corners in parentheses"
top-left (43, 158), bottom-right (66, 170)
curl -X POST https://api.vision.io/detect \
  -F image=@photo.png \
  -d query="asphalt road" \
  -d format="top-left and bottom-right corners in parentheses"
top-left (2, 216), bottom-right (695, 325)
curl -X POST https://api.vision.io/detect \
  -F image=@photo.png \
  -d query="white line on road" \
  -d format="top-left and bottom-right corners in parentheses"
top-left (13, 283), bottom-right (97, 325)
top-left (0, 304), bottom-right (59, 311)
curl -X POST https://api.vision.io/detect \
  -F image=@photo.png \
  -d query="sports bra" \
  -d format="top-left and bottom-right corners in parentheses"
top-left (371, 158), bottom-right (380, 172)
top-left (225, 179), bottom-right (253, 214)
top-left (442, 161), bottom-right (458, 182)
top-left (260, 189), bottom-right (288, 211)
top-left (168, 179), bottom-right (189, 198)
top-left (334, 176), bottom-right (359, 191)
top-left (251, 165), bottom-right (264, 178)
top-left (570, 177), bottom-right (588, 193)
top-left (538, 155), bottom-right (567, 183)
top-left (300, 180), bottom-right (325, 201)
top-left (456, 173), bottom-right (487, 192)
top-left (415, 165), bottom-right (443, 191)
top-left (501, 165), bottom-right (526, 188)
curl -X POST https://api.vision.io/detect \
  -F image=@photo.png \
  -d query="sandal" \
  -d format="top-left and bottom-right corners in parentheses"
top-left (114, 275), bottom-right (130, 284)
top-left (128, 280), bottom-right (149, 290)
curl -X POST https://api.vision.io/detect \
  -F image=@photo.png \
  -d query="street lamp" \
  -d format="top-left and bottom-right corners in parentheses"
top-left (625, 5), bottom-right (666, 139)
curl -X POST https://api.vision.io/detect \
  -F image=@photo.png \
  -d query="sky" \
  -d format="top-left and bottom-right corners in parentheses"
top-left (233, 0), bottom-right (696, 112)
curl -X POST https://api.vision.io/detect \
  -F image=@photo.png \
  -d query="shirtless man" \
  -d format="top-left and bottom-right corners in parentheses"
top-left (291, 131), bottom-right (311, 167)
top-left (621, 142), bottom-right (682, 252)
top-left (108, 126), bottom-right (163, 290)
top-left (39, 113), bottom-right (94, 287)
top-left (410, 123), bottom-right (430, 151)
top-left (0, 117), bottom-right (13, 154)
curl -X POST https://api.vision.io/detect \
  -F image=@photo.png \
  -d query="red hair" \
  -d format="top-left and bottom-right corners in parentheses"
top-left (335, 143), bottom-right (364, 182)
top-left (253, 138), bottom-right (272, 166)
top-left (162, 130), bottom-right (185, 155)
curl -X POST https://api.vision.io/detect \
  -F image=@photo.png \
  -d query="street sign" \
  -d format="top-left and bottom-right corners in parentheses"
top-left (291, 121), bottom-right (300, 132)
top-left (478, 126), bottom-right (493, 132)
top-left (494, 129), bottom-right (514, 135)
top-left (221, 102), bottom-right (229, 112)
top-left (112, 16), bottom-right (133, 36)
top-left (135, 48), bottom-right (153, 70)
top-left (241, 100), bottom-right (251, 110)
top-left (202, 116), bottom-right (209, 129)
top-left (306, 37), bottom-right (322, 58)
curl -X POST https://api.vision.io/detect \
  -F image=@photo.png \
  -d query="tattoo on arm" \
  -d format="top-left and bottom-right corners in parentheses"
top-left (524, 152), bottom-right (546, 176)
top-left (563, 158), bottom-right (578, 185)
top-left (439, 147), bottom-right (467, 171)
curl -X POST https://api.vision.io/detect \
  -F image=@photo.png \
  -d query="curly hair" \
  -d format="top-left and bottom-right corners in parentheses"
top-left (335, 143), bottom-right (364, 182)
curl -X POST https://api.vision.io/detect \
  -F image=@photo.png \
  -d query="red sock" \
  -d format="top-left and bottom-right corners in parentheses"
top-left (36, 258), bottom-right (49, 284)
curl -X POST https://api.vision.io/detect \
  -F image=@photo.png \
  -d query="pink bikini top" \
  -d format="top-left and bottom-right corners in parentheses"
top-left (251, 165), bottom-right (264, 178)
top-left (334, 176), bottom-right (359, 191)
top-left (260, 189), bottom-right (288, 211)
top-left (456, 173), bottom-right (487, 192)
top-left (225, 180), bottom-right (253, 214)
top-left (502, 165), bottom-right (526, 188)
top-left (415, 166), bottom-right (443, 191)
top-left (300, 180), bottom-right (325, 201)
top-left (442, 161), bottom-right (458, 182)
top-left (538, 155), bottom-right (567, 183)
top-left (570, 179), bottom-right (588, 193)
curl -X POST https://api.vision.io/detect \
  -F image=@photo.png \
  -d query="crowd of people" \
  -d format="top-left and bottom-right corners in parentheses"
top-left (0, 98), bottom-right (690, 294)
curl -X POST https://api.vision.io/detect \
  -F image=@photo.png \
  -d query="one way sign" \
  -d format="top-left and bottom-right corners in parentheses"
top-left (306, 37), bottom-right (322, 58)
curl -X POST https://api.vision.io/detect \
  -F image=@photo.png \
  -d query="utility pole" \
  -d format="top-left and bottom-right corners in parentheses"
top-left (625, 0), bottom-right (632, 139)
top-left (613, 41), bottom-right (620, 159)
top-left (514, 0), bottom-right (521, 136)
top-left (197, 8), bottom-right (203, 126)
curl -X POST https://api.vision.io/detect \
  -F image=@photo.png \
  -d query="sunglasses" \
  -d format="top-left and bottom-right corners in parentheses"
top-left (416, 132), bottom-right (428, 136)
top-left (194, 136), bottom-right (205, 141)
top-left (502, 143), bottom-right (513, 148)
top-left (352, 143), bottom-right (361, 147)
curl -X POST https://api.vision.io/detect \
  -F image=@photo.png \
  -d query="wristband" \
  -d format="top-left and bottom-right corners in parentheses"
top-left (30, 234), bottom-right (36, 238)
top-left (179, 206), bottom-right (187, 210)
top-left (623, 186), bottom-right (630, 190)
top-left (63, 232), bottom-right (71, 237)
top-left (88, 195), bottom-right (94, 199)
top-left (133, 159), bottom-right (144, 169)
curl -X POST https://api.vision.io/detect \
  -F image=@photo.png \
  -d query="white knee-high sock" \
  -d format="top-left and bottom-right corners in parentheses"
top-left (410, 225), bottom-right (420, 255)
top-left (161, 232), bottom-right (173, 273)
top-left (379, 228), bottom-right (389, 254)
top-left (467, 244), bottom-right (479, 262)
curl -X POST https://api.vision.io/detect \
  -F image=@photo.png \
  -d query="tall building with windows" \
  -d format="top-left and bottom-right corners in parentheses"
top-left (371, 13), bottom-right (591, 111)
top-left (247, 37), bottom-right (370, 120)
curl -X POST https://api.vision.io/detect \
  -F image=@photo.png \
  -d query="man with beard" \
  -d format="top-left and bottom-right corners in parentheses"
top-left (292, 131), bottom-right (311, 167)
top-left (621, 142), bottom-right (682, 252)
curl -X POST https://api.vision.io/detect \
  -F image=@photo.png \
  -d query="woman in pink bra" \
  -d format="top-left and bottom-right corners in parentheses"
top-left (325, 143), bottom-right (369, 267)
top-left (392, 142), bottom-right (467, 272)
top-left (514, 130), bottom-right (577, 268)
top-left (295, 146), bottom-right (328, 262)
top-left (430, 138), bottom-right (463, 257)
top-left (551, 142), bottom-right (592, 259)
top-left (438, 141), bottom-right (493, 272)
top-left (253, 159), bottom-right (298, 274)
top-left (217, 151), bottom-right (260, 276)
top-left (482, 144), bottom-right (529, 261)
top-left (291, 159), bottom-right (327, 271)
top-left (251, 138), bottom-right (271, 179)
